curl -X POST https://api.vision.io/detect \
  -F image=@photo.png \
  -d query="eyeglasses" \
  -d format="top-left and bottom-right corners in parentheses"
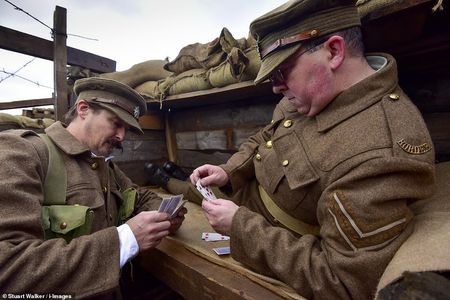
top-left (269, 42), bottom-right (325, 86)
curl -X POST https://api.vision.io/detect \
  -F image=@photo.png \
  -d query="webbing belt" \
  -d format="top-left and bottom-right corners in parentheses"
top-left (258, 185), bottom-right (320, 236)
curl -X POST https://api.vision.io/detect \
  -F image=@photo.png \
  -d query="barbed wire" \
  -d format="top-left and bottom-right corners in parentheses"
top-left (3, 0), bottom-right (99, 41)
top-left (0, 57), bottom-right (36, 83)
top-left (0, 69), bottom-right (53, 89)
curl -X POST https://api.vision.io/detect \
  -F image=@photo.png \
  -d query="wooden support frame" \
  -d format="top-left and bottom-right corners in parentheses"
top-left (0, 6), bottom-right (116, 117)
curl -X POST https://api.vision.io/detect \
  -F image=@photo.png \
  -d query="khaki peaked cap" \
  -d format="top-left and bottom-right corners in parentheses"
top-left (74, 77), bottom-right (147, 134)
top-left (250, 0), bottom-right (361, 84)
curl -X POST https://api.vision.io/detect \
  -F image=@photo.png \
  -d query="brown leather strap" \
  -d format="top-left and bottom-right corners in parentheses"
top-left (259, 29), bottom-right (320, 59)
top-left (90, 97), bottom-right (137, 119)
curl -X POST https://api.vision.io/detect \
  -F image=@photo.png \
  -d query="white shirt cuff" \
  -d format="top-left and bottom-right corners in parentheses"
top-left (117, 224), bottom-right (139, 268)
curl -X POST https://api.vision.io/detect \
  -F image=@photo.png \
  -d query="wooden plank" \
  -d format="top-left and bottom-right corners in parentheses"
top-left (177, 149), bottom-right (233, 170)
top-left (138, 112), bottom-right (165, 130)
top-left (147, 81), bottom-right (281, 110)
top-left (170, 99), bottom-right (276, 132)
top-left (0, 25), bottom-right (116, 73)
top-left (53, 6), bottom-right (68, 121)
top-left (176, 130), bottom-right (228, 150)
top-left (165, 113), bottom-right (178, 163)
top-left (138, 239), bottom-right (287, 300)
top-left (0, 98), bottom-right (54, 110)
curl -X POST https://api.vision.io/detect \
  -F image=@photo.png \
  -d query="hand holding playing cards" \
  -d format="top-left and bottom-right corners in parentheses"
top-left (126, 211), bottom-right (171, 252)
top-left (202, 199), bottom-right (239, 236)
top-left (190, 164), bottom-right (229, 187)
top-left (169, 206), bottom-right (187, 234)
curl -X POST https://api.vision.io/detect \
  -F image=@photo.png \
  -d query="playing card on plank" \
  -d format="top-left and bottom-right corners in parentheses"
top-left (213, 246), bottom-right (231, 255)
top-left (202, 232), bottom-right (230, 241)
top-left (195, 180), bottom-right (217, 201)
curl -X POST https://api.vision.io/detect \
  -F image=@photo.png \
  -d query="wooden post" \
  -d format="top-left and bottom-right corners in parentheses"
top-left (53, 6), bottom-right (68, 121)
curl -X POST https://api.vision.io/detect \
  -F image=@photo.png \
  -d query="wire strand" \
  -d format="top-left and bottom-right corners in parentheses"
top-left (3, 0), bottom-right (99, 41)
top-left (0, 70), bottom-right (53, 89)
top-left (0, 58), bottom-right (36, 83)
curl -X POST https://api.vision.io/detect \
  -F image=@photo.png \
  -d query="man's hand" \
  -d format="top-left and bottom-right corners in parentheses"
top-left (202, 199), bottom-right (239, 236)
top-left (126, 211), bottom-right (171, 251)
top-left (190, 164), bottom-right (229, 187)
top-left (169, 207), bottom-right (187, 234)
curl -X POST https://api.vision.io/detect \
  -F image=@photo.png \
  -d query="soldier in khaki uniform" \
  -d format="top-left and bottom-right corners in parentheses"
top-left (191, 0), bottom-right (436, 299)
top-left (0, 78), bottom-right (186, 298)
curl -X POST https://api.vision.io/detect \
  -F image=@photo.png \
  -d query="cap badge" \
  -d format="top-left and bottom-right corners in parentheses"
top-left (133, 106), bottom-right (140, 119)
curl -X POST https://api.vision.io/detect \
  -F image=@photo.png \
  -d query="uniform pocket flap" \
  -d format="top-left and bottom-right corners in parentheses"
top-left (273, 132), bottom-right (319, 190)
top-left (44, 205), bottom-right (91, 234)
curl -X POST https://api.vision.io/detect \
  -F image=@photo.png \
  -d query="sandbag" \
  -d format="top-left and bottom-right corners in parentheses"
top-left (0, 113), bottom-right (23, 131)
top-left (161, 69), bottom-right (211, 97)
top-left (240, 46), bottom-right (261, 82)
top-left (376, 162), bottom-right (450, 296)
top-left (164, 28), bottom-right (245, 75)
top-left (135, 80), bottom-right (161, 100)
top-left (100, 59), bottom-right (172, 88)
top-left (17, 116), bottom-right (45, 129)
top-left (208, 48), bottom-right (249, 88)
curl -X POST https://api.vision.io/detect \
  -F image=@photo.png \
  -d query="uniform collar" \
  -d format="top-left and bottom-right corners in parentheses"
top-left (44, 121), bottom-right (90, 156)
top-left (315, 53), bottom-right (397, 132)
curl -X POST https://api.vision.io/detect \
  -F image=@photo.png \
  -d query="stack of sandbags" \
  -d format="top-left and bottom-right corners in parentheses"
top-left (135, 28), bottom-right (261, 101)
top-left (0, 112), bottom-right (55, 132)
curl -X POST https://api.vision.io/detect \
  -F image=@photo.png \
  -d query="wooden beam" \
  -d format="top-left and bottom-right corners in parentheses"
top-left (0, 98), bottom-right (54, 110)
top-left (53, 6), bottom-right (68, 121)
top-left (0, 25), bottom-right (116, 73)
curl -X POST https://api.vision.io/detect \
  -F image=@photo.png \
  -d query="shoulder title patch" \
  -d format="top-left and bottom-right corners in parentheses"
top-left (397, 139), bottom-right (431, 155)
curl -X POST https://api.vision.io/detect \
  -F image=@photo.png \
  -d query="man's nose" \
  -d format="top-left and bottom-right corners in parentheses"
top-left (272, 82), bottom-right (288, 94)
top-left (116, 127), bottom-right (126, 142)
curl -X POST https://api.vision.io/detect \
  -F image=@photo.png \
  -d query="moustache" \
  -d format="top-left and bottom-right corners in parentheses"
top-left (110, 139), bottom-right (123, 153)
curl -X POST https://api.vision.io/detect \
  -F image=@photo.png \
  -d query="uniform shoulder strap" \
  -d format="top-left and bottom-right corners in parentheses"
top-left (39, 133), bottom-right (67, 205)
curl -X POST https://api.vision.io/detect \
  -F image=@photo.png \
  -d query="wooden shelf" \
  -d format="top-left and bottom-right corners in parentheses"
top-left (146, 80), bottom-right (276, 111)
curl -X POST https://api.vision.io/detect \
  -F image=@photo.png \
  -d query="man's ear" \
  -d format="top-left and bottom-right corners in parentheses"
top-left (76, 99), bottom-right (90, 119)
top-left (324, 35), bottom-right (345, 70)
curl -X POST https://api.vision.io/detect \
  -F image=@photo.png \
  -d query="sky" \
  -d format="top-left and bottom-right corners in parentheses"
top-left (0, 0), bottom-right (286, 115)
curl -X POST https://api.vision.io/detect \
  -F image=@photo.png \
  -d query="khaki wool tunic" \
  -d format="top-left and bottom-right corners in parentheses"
top-left (221, 54), bottom-right (436, 299)
top-left (0, 122), bottom-right (161, 298)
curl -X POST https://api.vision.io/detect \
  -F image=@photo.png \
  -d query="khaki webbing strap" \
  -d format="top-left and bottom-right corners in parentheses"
top-left (39, 134), bottom-right (67, 205)
top-left (258, 185), bottom-right (320, 236)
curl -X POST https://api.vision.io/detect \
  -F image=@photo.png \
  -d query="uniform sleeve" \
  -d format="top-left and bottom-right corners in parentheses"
top-left (0, 133), bottom-right (121, 296)
top-left (230, 156), bottom-right (435, 299)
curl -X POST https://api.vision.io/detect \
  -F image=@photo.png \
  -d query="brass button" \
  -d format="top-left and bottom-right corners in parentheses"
top-left (282, 160), bottom-right (289, 166)
top-left (310, 29), bottom-right (318, 37)
top-left (266, 140), bottom-right (273, 148)
top-left (91, 162), bottom-right (98, 170)
top-left (283, 120), bottom-right (292, 128)
top-left (60, 222), bottom-right (67, 230)
top-left (102, 186), bottom-right (107, 193)
top-left (255, 153), bottom-right (261, 161)
top-left (389, 93), bottom-right (400, 101)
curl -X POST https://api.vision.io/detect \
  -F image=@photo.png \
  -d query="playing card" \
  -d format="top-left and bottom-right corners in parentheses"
top-left (170, 199), bottom-right (187, 218)
top-left (213, 246), bottom-right (231, 255)
top-left (202, 232), bottom-right (230, 241)
top-left (195, 180), bottom-right (217, 201)
top-left (158, 194), bottom-right (186, 218)
top-left (158, 197), bottom-right (170, 213)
